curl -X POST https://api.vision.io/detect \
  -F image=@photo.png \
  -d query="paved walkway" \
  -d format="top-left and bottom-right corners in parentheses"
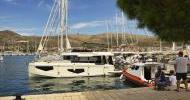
top-left (0, 87), bottom-right (190, 100)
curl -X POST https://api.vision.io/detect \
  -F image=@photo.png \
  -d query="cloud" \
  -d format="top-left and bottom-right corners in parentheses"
top-left (4, 0), bottom-right (15, 2)
top-left (38, 0), bottom-right (45, 7)
top-left (0, 26), bottom-right (37, 31)
top-left (4, 0), bottom-right (19, 5)
top-left (18, 32), bottom-right (34, 36)
top-left (0, 16), bottom-right (12, 20)
top-left (71, 21), bottom-right (105, 29)
top-left (69, 1), bottom-right (90, 10)
top-left (37, 0), bottom-right (52, 10)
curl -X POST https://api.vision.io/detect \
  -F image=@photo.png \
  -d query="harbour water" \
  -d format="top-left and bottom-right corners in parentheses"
top-left (0, 55), bottom-right (137, 96)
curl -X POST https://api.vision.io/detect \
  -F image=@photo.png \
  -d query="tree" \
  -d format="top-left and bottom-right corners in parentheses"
top-left (117, 0), bottom-right (190, 42)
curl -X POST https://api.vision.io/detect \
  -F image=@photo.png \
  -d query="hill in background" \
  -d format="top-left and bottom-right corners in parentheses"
top-left (0, 30), bottom-right (24, 42)
top-left (0, 30), bottom-right (165, 52)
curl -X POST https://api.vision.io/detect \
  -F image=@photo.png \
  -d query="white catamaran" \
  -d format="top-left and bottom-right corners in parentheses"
top-left (28, 0), bottom-right (115, 77)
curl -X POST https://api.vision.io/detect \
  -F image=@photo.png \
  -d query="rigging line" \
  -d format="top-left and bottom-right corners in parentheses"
top-left (123, 19), bottom-right (129, 45)
top-left (44, 16), bottom-right (59, 50)
top-left (43, 2), bottom-right (59, 49)
top-left (125, 20), bottom-right (133, 44)
top-left (135, 29), bottom-right (139, 44)
top-left (44, 1), bottom-right (59, 44)
top-left (111, 17), bottom-right (116, 47)
top-left (38, 0), bottom-right (57, 53)
top-left (51, 16), bottom-right (60, 52)
top-left (124, 18), bottom-right (129, 45)
top-left (121, 12), bottom-right (128, 45)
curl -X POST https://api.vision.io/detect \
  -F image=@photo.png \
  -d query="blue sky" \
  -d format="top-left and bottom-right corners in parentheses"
top-left (0, 0), bottom-right (151, 36)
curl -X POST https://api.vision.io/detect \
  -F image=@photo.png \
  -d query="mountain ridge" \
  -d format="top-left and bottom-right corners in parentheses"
top-left (0, 30), bottom-right (160, 52)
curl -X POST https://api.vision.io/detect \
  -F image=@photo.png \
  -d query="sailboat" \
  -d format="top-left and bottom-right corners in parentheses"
top-left (28, 0), bottom-right (115, 77)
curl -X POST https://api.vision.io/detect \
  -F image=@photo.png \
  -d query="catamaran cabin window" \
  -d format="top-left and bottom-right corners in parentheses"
top-left (63, 56), bottom-right (71, 60)
top-left (70, 56), bottom-right (107, 64)
top-left (95, 56), bottom-right (101, 64)
top-left (108, 56), bottom-right (113, 65)
top-left (71, 56), bottom-right (98, 63)
top-left (95, 56), bottom-right (106, 65)
top-left (77, 57), bottom-right (89, 63)
top-left (89, 57), bottom-right (98, 63)
top-left (102, 56), bottom-right (106, 64)
top-left (36, 66), bottom-right (53, 71)
top-left (63, 55), bottom-right (77, 60)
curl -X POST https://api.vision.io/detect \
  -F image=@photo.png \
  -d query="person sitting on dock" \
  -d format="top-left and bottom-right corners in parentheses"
top-left (154, 66), bottom-right (167, 90)
top-left (174, 51), bottom-right (189, 92)
top-left (168, 70), bottom-right (177, 90)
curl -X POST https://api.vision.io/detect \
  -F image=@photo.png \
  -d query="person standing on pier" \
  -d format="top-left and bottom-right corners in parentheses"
top-left (174, 51), bottom-right (189, 91)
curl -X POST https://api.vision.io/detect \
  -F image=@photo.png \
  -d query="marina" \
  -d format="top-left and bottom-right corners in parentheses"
top-left (0, 53), bottom-right (189, 97)
top-left (0, 55), bottom-right (138, 96)
top-left (0, 0), bottom-right (190, 99)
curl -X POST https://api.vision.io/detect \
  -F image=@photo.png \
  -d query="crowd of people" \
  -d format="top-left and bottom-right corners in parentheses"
top-left (154, 51), bottom-right (189, 92)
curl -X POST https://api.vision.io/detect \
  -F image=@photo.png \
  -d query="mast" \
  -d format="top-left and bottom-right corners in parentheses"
top-left (65, 0), bottom-right (71, 51)
top-left (106, 20), bottom-right (110, 51)
top-left (57, 0), bottom-right (61, 51)
top-left (121, 12), bottom-right (126, 44)
top-left (160, 40), bottom-right (162, 52)
top-left (115, 13), bottom-right (119, 47)
top-left (172, 42), bottom-right (175, 51)
top-left (60, 0), bottom-right (71, 52)
top-left (60, 0), bottom-right (66, 52)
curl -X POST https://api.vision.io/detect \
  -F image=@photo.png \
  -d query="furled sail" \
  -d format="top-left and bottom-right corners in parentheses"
top-left (66, 35), bottom-right (71, 50)
top-left (37, 43), bottom-right (43, 53)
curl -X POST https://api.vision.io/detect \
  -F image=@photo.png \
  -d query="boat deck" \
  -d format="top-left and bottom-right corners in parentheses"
top-left (1, 86), bottom-right (190, 100)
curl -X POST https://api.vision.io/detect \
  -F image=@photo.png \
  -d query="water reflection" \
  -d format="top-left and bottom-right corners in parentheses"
top-left (28, 76), bottom-right (138, 95)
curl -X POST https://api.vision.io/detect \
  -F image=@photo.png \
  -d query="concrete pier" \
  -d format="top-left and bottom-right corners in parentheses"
top-left (0, 87), bottom-right (190, 100)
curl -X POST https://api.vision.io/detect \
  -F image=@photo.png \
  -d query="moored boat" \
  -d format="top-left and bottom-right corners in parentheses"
top-left (29, 52), bottom-right (115, 77)
top-left (122, 62), bottom-right (163, 87)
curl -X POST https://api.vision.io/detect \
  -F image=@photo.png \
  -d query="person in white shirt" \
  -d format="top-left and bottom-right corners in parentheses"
top-left (168, 70), bottom-right (177, 90)
top-left (174, 51), bottom-right (189, 91)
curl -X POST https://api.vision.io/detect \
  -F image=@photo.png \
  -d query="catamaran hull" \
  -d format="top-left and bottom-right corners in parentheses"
top-left (29, 62), bottom-right (115, 78)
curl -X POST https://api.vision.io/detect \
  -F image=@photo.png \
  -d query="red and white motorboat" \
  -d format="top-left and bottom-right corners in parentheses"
top-left (122, 62), bottom-right (163, 87)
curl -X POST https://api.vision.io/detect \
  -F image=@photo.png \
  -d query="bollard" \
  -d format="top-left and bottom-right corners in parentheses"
top-left (14, 94), bottom-right (25, 100)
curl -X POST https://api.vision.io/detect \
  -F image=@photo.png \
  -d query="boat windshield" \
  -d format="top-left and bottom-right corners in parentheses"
top-left (71, 56), bottom-right (106, 64)
top-left (108, 56), bottom-right (113, 65)
top-left (63, 54), bottom-right (113, 65)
